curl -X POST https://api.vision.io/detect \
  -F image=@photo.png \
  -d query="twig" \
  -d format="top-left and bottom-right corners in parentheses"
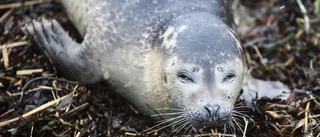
top-left (309, 113), bottom-right (320, 119)
top-left (9, 86), bottom-right (62, 97)
top-left (0, 8), bottom-right (13, 23)
top-left (0, 41), bottom-right (29, 50)
top-left (0, 109), bottom-right (14, 118)
top-left (0, 94), bottom-right (72, 128)
top-left (63, 103), bottom-right (89, 116)
top-left (19, 77), bottom-right (78, 102)
top-left (296, 0), bottom-right (310, 32)
top-left (253, 46), bottom-right (266, 67)
top-left (16, 69), bottom-right (43, 75)
top-left (2, 47), bottom-right (9, 68)
top-left (304, 101), bottom-right (310, 133)
top-left (194, 133), bottom-right (236, 137)
top-left (0, 0), bottom-right (51, 10)
top-left (243, 117), bottom-right (248, 137)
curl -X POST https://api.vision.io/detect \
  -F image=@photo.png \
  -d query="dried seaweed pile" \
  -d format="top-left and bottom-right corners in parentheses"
top-left (0, 0), bottom-right (319, 136)
top-left (239, 0), bottom-right (320, 136)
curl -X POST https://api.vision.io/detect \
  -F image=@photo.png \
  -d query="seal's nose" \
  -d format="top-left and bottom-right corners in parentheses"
top-left (204, 104), bottom-right (220, 119)
top-left (187, 104), bottom-right (231, 127)
top-left (203, 104), bottom-right (231, 125)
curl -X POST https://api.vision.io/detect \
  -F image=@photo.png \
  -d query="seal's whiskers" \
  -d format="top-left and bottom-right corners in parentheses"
top-left (143, 115), bottom-right (186, 133)
top-left (151, 112), bottom-right (184, 117)
top-left (229, 104), bottom-right (255, 135)
top-left (231, 116), bottom-right (245, 134)
top-left (153, 108), bottom-right (185, 111)
top-left (143, 108), bottom-right (197, 135)
top-left (173, 119), bottom-right (191, 135)
top-left (225, 121), bottom-right (236, 134)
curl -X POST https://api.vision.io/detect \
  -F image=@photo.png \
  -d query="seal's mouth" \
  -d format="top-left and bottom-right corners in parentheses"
top-left (194, 115), bottom-right (231, 127)
top-left (186, 105), bottom-right (232, 127)
top-left (144, 105), bottom-right (253, 135)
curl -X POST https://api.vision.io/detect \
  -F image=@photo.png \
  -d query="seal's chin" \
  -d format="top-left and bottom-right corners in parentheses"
top-left (144, 105), bottom-right (235, 135)
top-left (185, 105), bottom-right (233, 127)
top-left (194, 115), bottom-right (231, 127)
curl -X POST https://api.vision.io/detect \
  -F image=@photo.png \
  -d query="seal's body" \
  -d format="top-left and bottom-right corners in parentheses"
top-left (23, 0), bottom-right (244, 131)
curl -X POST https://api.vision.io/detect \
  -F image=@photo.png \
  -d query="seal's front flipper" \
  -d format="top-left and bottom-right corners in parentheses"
top-left (21, 19), bottom-right (102, 83)
top-left (22, 19), bottom-right (72, 59)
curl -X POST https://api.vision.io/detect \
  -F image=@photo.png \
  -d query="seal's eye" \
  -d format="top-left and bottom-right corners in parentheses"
top-left (223, 73), bottom-right (236, 83)
top-left (177, 72), bottom-right (194, 83)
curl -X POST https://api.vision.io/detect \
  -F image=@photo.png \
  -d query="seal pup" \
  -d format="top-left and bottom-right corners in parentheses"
top-left (22, 0), bottom-right (245, 133)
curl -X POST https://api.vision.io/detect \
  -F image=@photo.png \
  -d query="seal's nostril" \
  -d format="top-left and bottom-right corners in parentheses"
top-left (216, 106), bottom-right (220, 115)
top-left (204, 104), bottom-right (219, 118)
top-left (204, 106), bottom-right (211, 116)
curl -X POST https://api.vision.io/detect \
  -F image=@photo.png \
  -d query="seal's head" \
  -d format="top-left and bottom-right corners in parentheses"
top-left (156, 12), bottom-right (244, 129)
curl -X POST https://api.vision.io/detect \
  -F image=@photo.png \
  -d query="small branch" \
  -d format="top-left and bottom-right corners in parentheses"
top-left (296, 0), bottom-right (310, 32)
top-left (0, 41), bottom-right (29, 50)
top-left (304, 101), bottom-right (310, 133)
top-left (2, 47), bottom-right (9, 68)
top-left (0, 8), bottom-right (13, 23)
top-left (0, 0), bottom-right (51, 10)
top-left (253, 46), bottom-right (267, 67)
top-left (0, 94), bottom-right (72, 128)
top-left (243, 117), bottom-right (248, 137)
top-left (16, 69), bottom-right (43, 75)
